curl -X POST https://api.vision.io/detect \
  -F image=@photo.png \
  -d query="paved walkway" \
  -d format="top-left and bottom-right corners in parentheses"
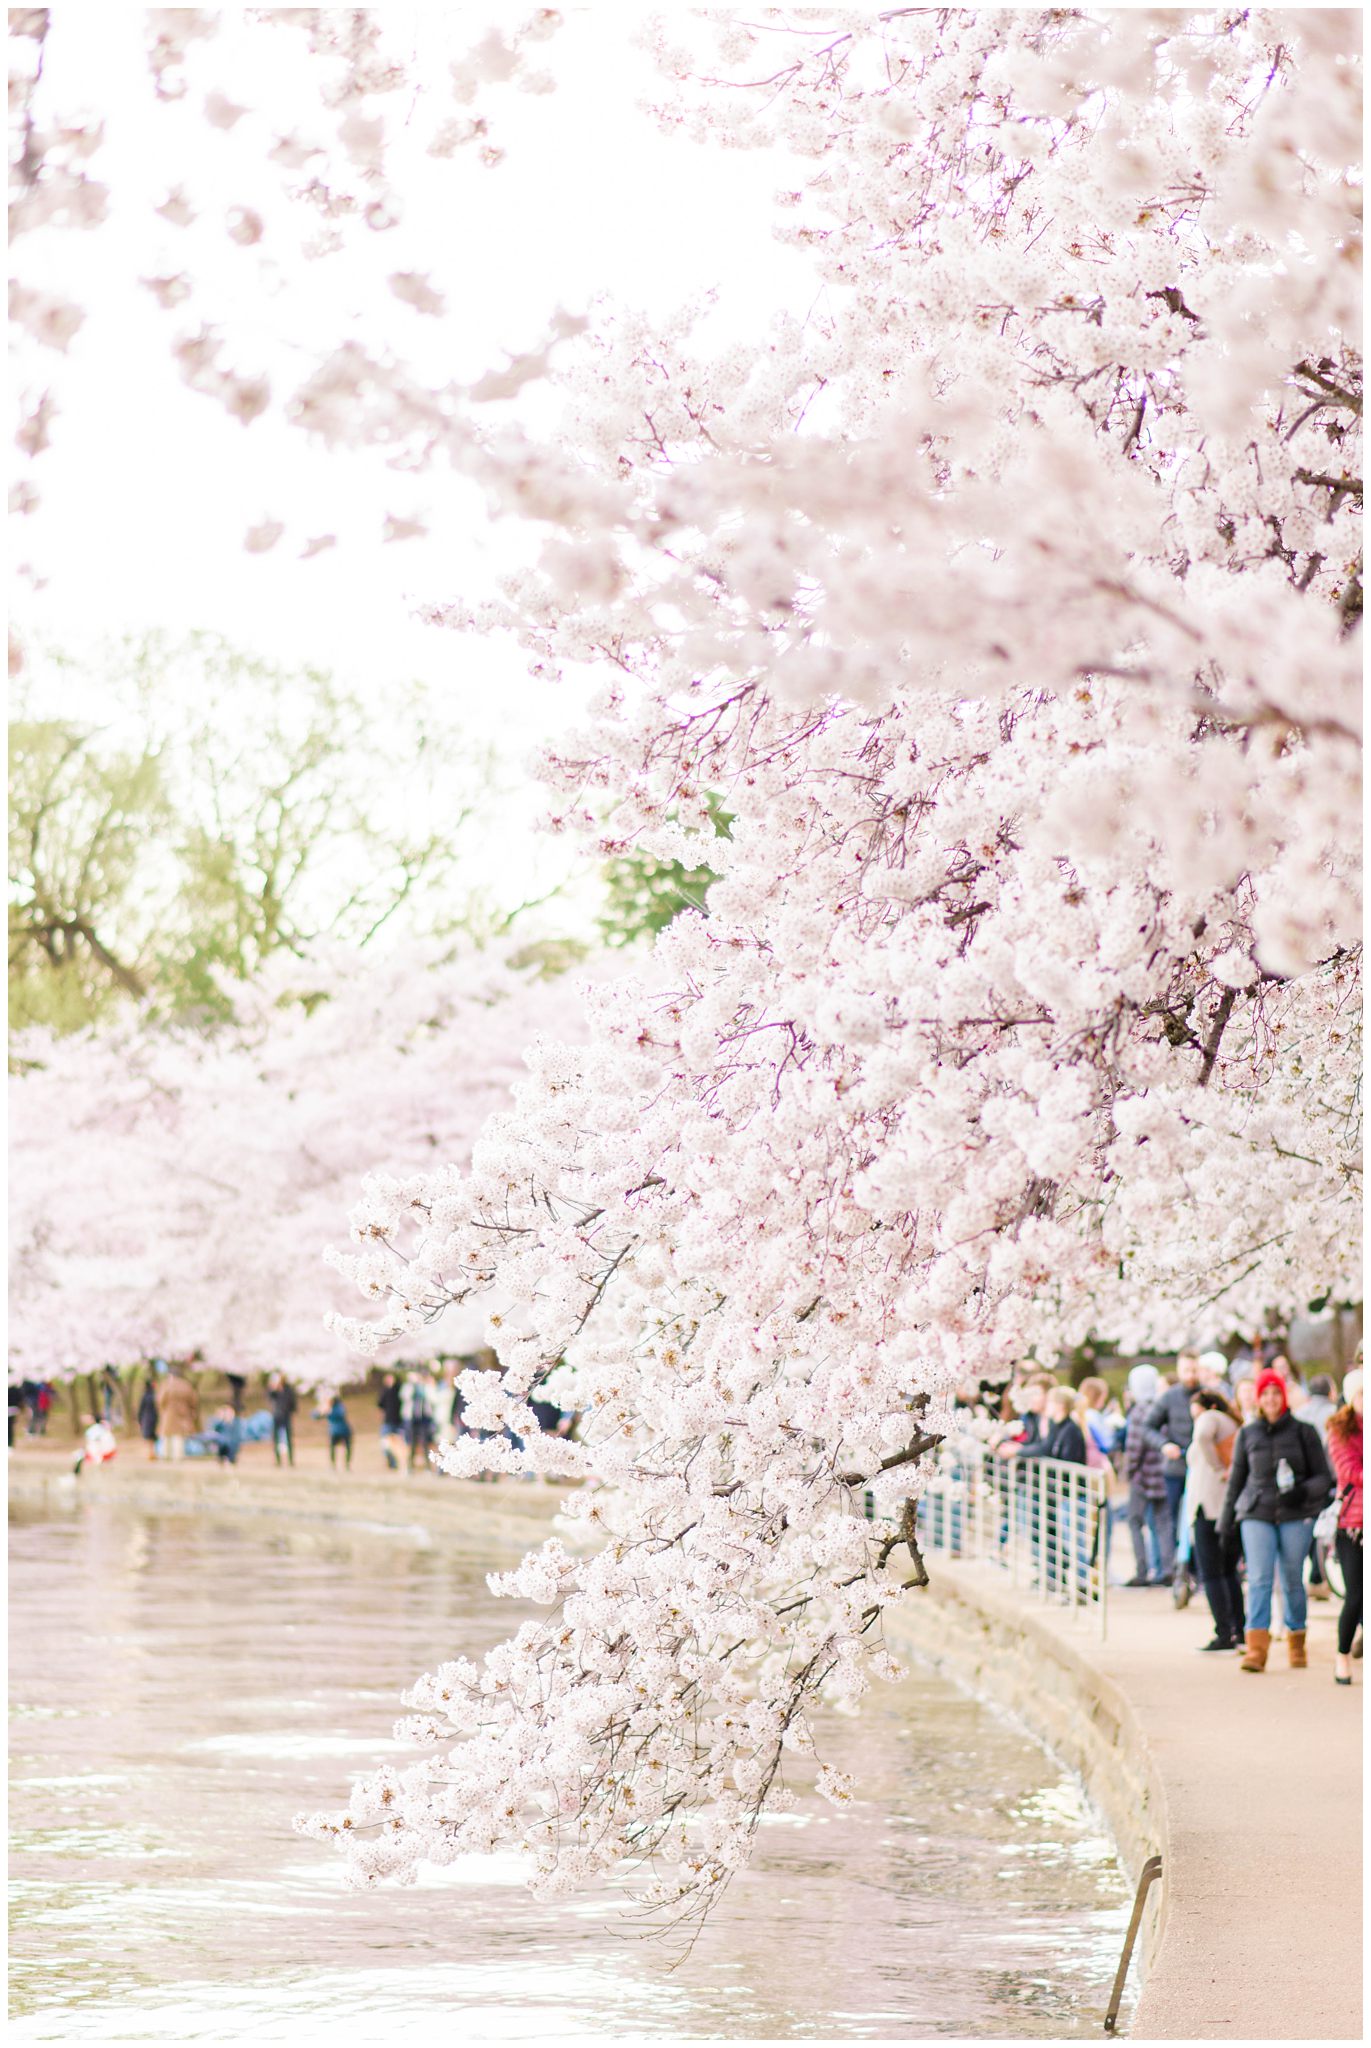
top-left (890, 1560), bottom-right (1363, 2041)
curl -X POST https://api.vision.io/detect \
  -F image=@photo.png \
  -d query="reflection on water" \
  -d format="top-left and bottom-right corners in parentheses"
top-left (9, 1500), bottom-right (1133, 2041)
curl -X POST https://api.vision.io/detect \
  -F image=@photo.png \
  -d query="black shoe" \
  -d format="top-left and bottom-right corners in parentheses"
top-left (1123, 1574), bottom-right (1152, 1587)
top-left (1197, 1635), bottom-right (1233, 1652)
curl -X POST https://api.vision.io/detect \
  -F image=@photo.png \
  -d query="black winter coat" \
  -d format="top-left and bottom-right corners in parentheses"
top-left (1147, 1383), bottom-right (1196, 1454)
top-left (1220, 1413), bottom-right (1333, 1532)
top-left (1044, 1416), bottom-right (1088, 1466)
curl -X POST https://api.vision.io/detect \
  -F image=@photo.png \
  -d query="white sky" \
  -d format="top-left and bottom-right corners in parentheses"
top-left (14, 11), bottom-right (808, 919)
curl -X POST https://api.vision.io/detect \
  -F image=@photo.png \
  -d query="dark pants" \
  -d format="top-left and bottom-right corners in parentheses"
top-left (1163, 1467), bottom-right (1187, 1570)
top-left (1127, 1490), bottom-right (1175, 1580)
top-left (273, 1420), bottom-right (294, 1467)
top-left (1192, 1508), bottom-right (1245, 1643)
top-left (1336, 1530), bottom-right (1363, 1655)
top-left (328, 1431), bottom-right (353, 1469)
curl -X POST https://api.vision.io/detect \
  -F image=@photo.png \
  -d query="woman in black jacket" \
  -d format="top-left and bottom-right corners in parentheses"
top-left (1219, 1370), bottom-right (1333, 1672)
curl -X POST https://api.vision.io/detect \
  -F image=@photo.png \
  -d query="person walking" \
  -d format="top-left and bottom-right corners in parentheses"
top-left (317, 1392), bottom-right (354, 1470)
top-left (267, 1373), bottom-right (297, 1468)
top-left (155, 1362), bottom-right (200, 1461)
top-left (137, 1373), bottom-right (161, 1461)
top-left (377, 1372), bottom-right (404, 1470)
top-left (1326, 1370), bottom-right (1363, 1687)
top-left (1187, 1389), bottom-right (1245, 1651)
top-left (1220, 1369), bottom-right (1334, 1672)
top-left (1123, 1365), bottom-right (1174, 1586)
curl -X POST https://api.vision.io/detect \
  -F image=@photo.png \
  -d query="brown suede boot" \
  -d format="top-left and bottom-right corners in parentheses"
top-left (1240, 1628), bottom-right (1271, 1672)
top-left (1287, 1630), bottom-right (1308, 1668)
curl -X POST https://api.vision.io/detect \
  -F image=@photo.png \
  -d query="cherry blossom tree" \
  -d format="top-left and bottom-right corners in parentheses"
top-left (8, 944), bottom-right (584, 1387)
top-left (9, 8), bottom-right (1360, 1926)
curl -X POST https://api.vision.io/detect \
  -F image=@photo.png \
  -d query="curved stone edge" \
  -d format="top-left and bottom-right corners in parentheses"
top-left (880, 1567), bottom-right (1168, 2032)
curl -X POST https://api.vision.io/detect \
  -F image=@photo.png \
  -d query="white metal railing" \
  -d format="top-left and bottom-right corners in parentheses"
top-left (909, 1440), bottom-right (1111, 1638)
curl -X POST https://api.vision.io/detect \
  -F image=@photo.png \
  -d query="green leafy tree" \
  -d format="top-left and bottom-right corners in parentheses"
top-left (9, 634), bottom-right (515, 1030)
top-left (598, 794), bottom-right (732, 949)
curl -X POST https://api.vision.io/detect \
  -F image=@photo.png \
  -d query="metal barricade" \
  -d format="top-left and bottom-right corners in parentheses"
top-left (916, 1441), bottom-right (1110, 1639)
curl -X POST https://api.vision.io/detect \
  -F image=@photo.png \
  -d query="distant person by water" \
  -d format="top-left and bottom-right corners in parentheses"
top-left (73, 1414), bottom-right (117, 1477)
top-left (316, 1394), bottom-right (354, 1470)
top-left (1326, 1370), bottom-right (1363, 1689)
top-left (156, 1364), bottom-right (200, 1462)
top-left (137, 1374), bottom-right (160, 1460)
top-left (267, 1375), bottom-right (297, 1468)
top-left (377, 1372), bottom-right (404, 1470)
top-left (403, 1371), bottom-right (437, 1473)
top-left (1221, 1370), bottom-right (1334, 1673)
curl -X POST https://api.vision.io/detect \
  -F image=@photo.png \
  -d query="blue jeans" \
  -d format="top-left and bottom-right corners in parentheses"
top-left (1241, 1517), bottom-right (1315, 1632)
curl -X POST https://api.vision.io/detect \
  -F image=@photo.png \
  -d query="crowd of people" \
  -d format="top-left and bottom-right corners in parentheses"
top-left (39, 1351), bottom-right (579, 1482)
top-left (946, 1342), bottom-right (1363, 1685)
top-left (12, 1336), bottom-right (1364, 1686)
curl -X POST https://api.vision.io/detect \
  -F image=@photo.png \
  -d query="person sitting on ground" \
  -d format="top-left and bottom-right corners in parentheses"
top-left (209, 1404), bottom-right (241, 1465)
top-left (1220, 1369), bottom-right (1334, 1673)
top-left (1187, 1389), bottom-right (1245, 1652)
top-left (1122, 1364), bottom-right (1174, 1587)
top-left (1326, 1370), bottom-right (1363, 1688)
top-left (73, 1413), bottom-right (117, 1477)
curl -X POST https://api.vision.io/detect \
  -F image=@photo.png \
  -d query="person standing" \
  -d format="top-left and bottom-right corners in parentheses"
top-left (267, 1373), bottom-right (297, 1468)
top-left (404, 1371), bottom-right (435, 1473)
top-left (1123, 1365), bottom-right (1174, 1586)
top-left (1197, 1351), bottom-right (1233, 1396)
top-left (1149, 1353), bottom-right (1201, 1574)
top-left (377, 1371), bottom-right (404, 1470)
top-left (1326, 1370), bottom-right (1363, 1687)
top-left (1220, 1369), bottom-right (1334, 1672)
top-left (155, 1362), bottom-right (199, 1462)
top-left (1187, 1389), bottom-right (1245, 1652)
top-left (137, 1373), bottom-right (161, 1461)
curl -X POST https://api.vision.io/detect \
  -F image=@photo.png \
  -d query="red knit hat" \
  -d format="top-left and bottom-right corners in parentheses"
top-left (1254, 1369), bottom-right (1288, 1411)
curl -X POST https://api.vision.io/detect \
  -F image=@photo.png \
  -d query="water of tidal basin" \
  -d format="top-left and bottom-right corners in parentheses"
top-left (10, 1498), bottom-right (1134, 2042)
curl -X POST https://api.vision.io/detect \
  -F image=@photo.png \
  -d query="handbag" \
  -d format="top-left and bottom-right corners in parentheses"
top-left (1314, 1484), bottom-right (1350, 1545)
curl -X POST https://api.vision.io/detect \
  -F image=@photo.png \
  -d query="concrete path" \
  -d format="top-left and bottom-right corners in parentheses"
top-left (1090, 1577), bottom-right (1362, 2041)
top-left (907, 1561), bottom-right (1363, 2041)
